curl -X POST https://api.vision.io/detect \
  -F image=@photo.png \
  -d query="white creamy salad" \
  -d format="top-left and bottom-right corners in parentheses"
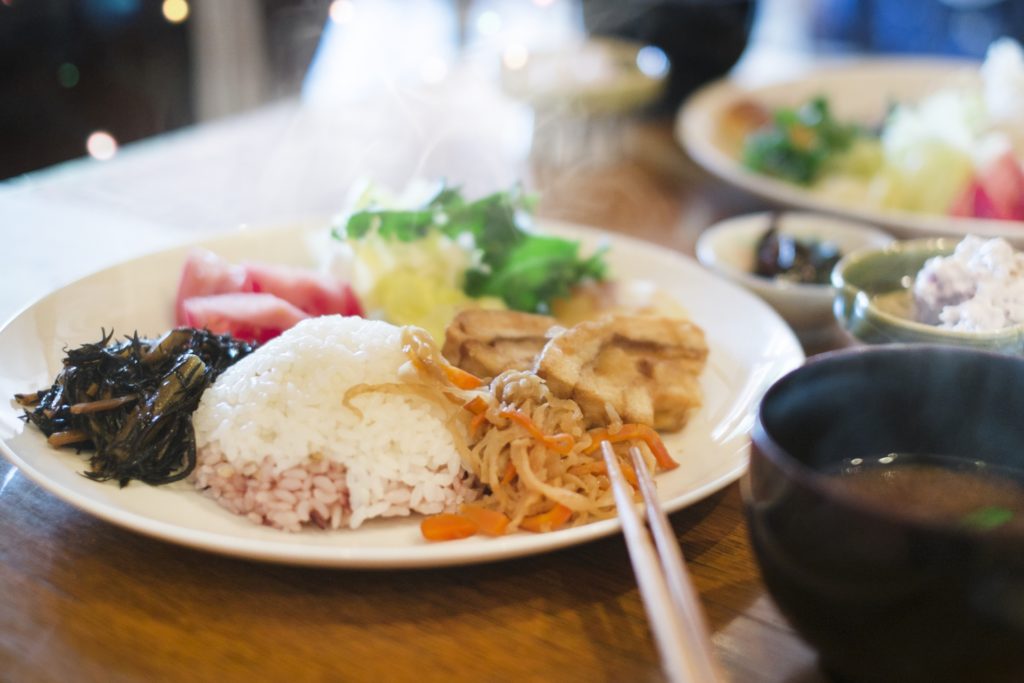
top-left (913, 235), bottom-right (1024, 332)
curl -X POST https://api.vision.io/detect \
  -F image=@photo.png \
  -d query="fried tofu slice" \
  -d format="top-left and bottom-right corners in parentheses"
top-left (442, 309), bottom-right (558, 380)
top-left (535, 314), bottom-right (707, 431)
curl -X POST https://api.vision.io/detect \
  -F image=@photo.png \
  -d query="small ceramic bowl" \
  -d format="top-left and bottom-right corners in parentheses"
top-left (696, 212), bottom-right (892, 332)
top-left (747, 345), bottom-right (1024, 683)
top-left (832, 238), bottom-right (1024, 354)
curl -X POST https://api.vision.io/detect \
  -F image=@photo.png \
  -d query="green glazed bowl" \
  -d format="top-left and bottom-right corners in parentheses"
top-left (831, 238), bottom-right (1024, 354)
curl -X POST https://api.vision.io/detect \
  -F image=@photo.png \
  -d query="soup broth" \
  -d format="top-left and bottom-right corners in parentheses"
top-left (823, 453), bottom-right (1024, 532)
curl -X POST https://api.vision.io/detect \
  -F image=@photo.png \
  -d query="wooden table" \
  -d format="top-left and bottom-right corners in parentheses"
top-left (0, 88), bottom-right (834, 682)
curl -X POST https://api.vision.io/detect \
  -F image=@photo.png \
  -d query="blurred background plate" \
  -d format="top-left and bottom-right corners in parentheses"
top-left (676, 58), bottom-right (1024, 242)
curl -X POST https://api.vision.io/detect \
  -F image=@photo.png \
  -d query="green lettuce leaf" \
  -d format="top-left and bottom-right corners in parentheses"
top-left (334, 183), bottom-right (607, 312)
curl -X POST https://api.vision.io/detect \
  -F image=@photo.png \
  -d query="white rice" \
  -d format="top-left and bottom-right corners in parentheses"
top-left (191, 315), bottom-right (473, 532)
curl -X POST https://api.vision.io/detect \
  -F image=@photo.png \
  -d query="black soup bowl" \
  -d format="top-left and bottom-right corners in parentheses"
top-left (746, 345), bottom-right (1024, 683)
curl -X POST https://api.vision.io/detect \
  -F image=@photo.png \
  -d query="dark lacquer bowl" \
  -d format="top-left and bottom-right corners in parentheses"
top-left (746, 345), bottom-right (1024, 683)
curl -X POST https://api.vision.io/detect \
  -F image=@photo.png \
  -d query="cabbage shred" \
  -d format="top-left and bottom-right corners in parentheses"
top-left (334, 184), bottom-right (607, 314)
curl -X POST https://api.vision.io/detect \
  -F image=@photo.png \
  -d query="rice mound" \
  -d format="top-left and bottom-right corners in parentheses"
top-left (191, 315), bottom-right (472, 532)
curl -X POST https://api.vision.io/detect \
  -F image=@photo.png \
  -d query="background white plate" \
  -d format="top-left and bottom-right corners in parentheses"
top-left (0, 221), bottom-right (803, 568)
top-left (677, 58), bottom-right (1024, 242)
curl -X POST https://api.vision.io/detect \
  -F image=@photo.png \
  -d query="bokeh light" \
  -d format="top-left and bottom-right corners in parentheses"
top-left (476, 10), bottom-right (501, 36)
top-left (420, 56), bottom-right (448, 84)
top-left (636, 45), bottom-right (670, 78)
top-left (161, 0), bottom-right (189, 24)
top-left (329, 0), bottom-right (355, 25)
top-left (503, 44), bottom-right (529, 70)
top-left (86, 131), bottom-right (118, 161)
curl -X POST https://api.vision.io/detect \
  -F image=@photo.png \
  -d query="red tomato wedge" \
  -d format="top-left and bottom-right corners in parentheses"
top-left (979, 150), bottom-right (1024, 221)
top-left (242, 262), bottom-right (363, 318)
top-left (950, 181), bottom-right (1000, 219)
top-left (180, 293), bottom-right (310, 344)
top-left (174, 249), bottom-right (364, 341)
top-left (174, 249), bottom-right (247, 324)
top-left (952, 151), bottom-right (1024, 221)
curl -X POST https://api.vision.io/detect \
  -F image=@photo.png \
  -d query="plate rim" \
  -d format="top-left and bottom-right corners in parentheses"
top-left (676, 56), bottom-right (1024, 240)
top-left (0, 219), bottom-right (804, 568)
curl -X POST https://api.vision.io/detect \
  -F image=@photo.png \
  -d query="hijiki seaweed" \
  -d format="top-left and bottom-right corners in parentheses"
top-left (14, 328), bottom-right (256, 486)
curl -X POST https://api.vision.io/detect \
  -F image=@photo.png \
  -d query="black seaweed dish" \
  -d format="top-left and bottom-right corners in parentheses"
top-left (15, 328), bottom-right (256, 486)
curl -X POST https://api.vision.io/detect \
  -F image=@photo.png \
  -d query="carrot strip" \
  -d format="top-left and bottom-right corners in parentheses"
top-left (407, 353), bottom-right (431, 377)
top-left (583, 424), bottom-right (678, 470)
top-left (444, 364), bottom-right (483, 390)
top-left (545, 432), bottom-right (575, 454)
top-left (469, 412), bottom-right (487, 436)
top-left (459, 504), bottom-right (510, 536)
top-left (501, 460), bottom-right (517, 485)
top-left (620, 462), bottom-right (639, 488)
top-left (420, 514), bottom-right (478, 542)
top-left (464, 396), bottom-right (488, 415)
top-left (520, 504), bottom-right (573, 533)
top-left (405, 345), bottom-right (483, 390)
top-left (634, 425), bottom-right (677, 470)
top-left (499, 409), bottom-right (575, 455)
top-left (570, 460), bottom-right (639, 488)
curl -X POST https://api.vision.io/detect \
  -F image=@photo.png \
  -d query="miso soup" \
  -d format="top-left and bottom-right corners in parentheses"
top-left (822, 453), bottom-right (1024, 532)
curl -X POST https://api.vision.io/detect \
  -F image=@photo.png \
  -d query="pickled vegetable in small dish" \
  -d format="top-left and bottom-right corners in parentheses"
top-left (697, 211), bottom-right (891, 332)
top-left (753, 220), bottom-right (841, 285)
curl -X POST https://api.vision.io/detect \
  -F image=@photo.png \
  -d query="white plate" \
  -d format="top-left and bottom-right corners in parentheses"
top-left (677, 58), bottom-right (1024, 242)
top-left (0, 221), bottom-right (803, 568)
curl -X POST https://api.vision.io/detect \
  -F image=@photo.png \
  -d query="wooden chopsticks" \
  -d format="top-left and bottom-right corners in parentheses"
top-left (601, 442), bottom-right (724, 683)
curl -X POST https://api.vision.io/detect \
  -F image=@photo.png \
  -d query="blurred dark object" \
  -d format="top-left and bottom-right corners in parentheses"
top-left (749, 346), bottom-right (1024, 683)
top-left (0, 0), bottom-right (326, 181)
top-left (582, 0), bottom-right (754, 114)
top-left (0, 0), bottom-right (191, 179)
top-left (813, 0), bottom-right (1024, 57)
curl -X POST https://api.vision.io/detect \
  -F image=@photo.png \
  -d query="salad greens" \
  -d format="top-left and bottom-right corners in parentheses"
top-left (334, 183), bottom-right (607, 314)
top-left (742, 96), bottom-right (862, 185)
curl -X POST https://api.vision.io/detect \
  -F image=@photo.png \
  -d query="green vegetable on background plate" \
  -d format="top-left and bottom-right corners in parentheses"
top-left (742, 96), bottom-right (862, 185)
top-left (334, 183), bottom-right (608, 316)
